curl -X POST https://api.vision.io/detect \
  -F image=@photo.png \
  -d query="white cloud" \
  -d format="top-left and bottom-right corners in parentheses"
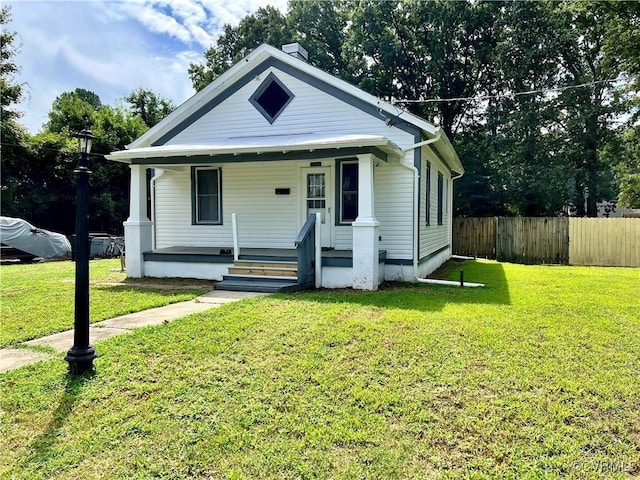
top-left (117, 3), bottom-right (193, 44)
top-left (6, 0), bottom-right (288, 134)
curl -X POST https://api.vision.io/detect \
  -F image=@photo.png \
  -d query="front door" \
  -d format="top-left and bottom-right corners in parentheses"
top-left (302, 167), bottom-right (332, 247)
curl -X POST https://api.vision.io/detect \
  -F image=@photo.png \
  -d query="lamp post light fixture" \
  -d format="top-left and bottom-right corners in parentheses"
top-left (65, 128), bottom-right (98, 376)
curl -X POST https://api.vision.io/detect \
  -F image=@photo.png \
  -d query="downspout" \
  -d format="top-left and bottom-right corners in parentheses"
top-left (150, 168), bottom-right (166, 249)
top-left (400, 130), bottom-right (441, 283)
top-left (401, 131), bottom-right (483, 288)
top-left (448, 170), bottom-right (464, 250)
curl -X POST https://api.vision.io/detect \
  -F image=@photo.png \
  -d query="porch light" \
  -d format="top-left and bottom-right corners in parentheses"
top-left (65, 128), bottom-right (97, 376)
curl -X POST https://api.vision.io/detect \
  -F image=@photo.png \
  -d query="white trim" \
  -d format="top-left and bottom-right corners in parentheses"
top-left (300, 165), bottom-right (333, 248)
top-left (107, 133), bottom-right (402, 162)
top-left (232, 213), bottom-right (239, 262)
top-left (339, 160), bottom-right (359, 224)
top-left (314, 212), bottom-right (322, 288)
top-left (193, 167), bottom-right (222, 225)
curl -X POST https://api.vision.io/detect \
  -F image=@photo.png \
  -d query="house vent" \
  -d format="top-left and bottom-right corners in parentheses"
top-left (281, 43), bottom-right (308, 62)
top-left (250, 73), bottom-right (294, 124)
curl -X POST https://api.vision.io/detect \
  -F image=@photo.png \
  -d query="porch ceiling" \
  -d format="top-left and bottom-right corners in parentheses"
top-left (105, 133), bottom-right (402, 165)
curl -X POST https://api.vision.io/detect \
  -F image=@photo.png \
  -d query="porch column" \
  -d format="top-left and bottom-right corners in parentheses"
top-left (352, 153), bottom-right (380, 291)
top-left (123, 164), bottom-right (152, 277)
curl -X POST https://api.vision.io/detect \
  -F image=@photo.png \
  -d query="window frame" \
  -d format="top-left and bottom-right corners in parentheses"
top-left (192, 166), bottom-right (223, 225)
top-left (437, 171), bottom-right (444, 226)
top-left (336, 158), bottom-right (359, 225)
top-left (249, 72), bottom-right (295, 124)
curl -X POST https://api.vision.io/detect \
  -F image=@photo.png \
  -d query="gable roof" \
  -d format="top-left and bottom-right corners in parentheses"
top-left (119, 43), bottom-right (462, 174)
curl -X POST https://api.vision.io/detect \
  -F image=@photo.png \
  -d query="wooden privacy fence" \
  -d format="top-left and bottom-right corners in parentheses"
top-left (453, 217), bottom-right (640, 267)
top-left (569, 218), bottom-right (640, 267)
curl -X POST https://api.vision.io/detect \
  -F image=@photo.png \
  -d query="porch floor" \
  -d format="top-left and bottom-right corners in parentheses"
top-left (143, 247), bottom-right (386, 266)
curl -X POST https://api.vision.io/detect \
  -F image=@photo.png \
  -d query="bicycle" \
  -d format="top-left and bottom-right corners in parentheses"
top-left (105, 236), bottom-right (126, 272)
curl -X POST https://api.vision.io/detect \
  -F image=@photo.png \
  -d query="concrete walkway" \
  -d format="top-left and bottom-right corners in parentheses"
top-left (0, 290), bottom-right (266, 373)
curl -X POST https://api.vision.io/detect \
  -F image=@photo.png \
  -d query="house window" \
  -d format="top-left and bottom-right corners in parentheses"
top-left (340, 161), bottom-right (358, 223)
top-left (437, 172), bottom-right (444, 225)
top-left (249, 73), bottom-right (294, 124)
top-left (425, 161), bottom-right (431, 225)
top-left (193, 167), bottom-right (222, 224)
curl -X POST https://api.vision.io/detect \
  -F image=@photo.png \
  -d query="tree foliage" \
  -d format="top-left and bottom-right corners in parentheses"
top-left (188, 0), bottom-right (638, 217)
top-left (0, 6), bottom-right (24, 128)
top-left (188, 6), bottom-right (294, 91)
top-left (125, 87), bottom-right (175, 128)
top-left (2, 85), bottom-right (165, 234)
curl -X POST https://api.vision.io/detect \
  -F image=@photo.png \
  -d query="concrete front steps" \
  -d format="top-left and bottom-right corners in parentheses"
top-left (215, 260), bottom-right (303, 293)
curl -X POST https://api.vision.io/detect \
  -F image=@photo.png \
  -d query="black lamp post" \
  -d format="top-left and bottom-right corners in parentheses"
top-left (65, 129), bottom-right (98, 376)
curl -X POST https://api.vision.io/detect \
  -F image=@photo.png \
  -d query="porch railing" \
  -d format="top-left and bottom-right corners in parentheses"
top-left (231, 213), bottom-right (239, 262)
top-left (294, 214), bottom-right (318, 289)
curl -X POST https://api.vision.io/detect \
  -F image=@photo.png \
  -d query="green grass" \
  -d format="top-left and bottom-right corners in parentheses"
top-left (0, 259), bottom-right (214, 347)
top-left (1, 260), bottom-right (639, 479)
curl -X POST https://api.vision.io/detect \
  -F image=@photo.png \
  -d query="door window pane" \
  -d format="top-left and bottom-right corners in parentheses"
top-left (307, 173), bottom-right (326, 224)
top-left (307, 174), bottom-right (325, 199)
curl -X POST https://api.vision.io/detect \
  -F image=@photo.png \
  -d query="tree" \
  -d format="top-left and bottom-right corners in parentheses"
top-left (287, 1), bottom-right (360, 83)
top-left (604, 126), bottom-right (640, 208)
top-left (349, 0), bottom-right (500, 141)
top-left (87, 105), bottom-right (147, 233)
top-left (603, 1), bottom-right (640, 106)
top-left (46, 88), bottom-right (102, 134)
top-left (188, 6), bottom-right (294, 91)
top-left (6, 88), bottom-right (149, 234)
top-left (125, 88), bottom-right (175, 128)
top-left (553, 1), bottom-right (627, 216)
top-left (0, 6), bottom-right (24, 132)
top-left (1, 5), bottom-right (32, 222)
top-left (482, 1), bottom-right (572, 216)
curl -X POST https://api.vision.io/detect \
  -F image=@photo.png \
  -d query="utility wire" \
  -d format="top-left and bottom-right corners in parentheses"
top-left (0, 142), bottom-right (107, 157)
top-left (393, 78), bottom-right (626, 105)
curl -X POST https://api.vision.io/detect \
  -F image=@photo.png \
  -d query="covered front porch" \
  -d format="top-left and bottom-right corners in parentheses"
top-left (108, 133), bottom-right (405, 291)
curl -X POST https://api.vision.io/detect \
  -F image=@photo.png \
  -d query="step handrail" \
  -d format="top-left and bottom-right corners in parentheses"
top-left (294, 214), bottom-right (317, 289)
top-left (231, 213), bottom-right (239, 262)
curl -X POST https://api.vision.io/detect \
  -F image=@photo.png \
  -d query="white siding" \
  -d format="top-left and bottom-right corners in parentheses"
top-left (166, 67), bottom-right (413, 149)
top-left (419, 147), bottom-right (452, 260)
top-left (155, 162), bottom-right (300, 249)
top-left (225, 161), bottom-right (299, 248)
top-left (154, 169), bottom-right (199, 248)
top-left (375, 160), bottom-right (414, 260)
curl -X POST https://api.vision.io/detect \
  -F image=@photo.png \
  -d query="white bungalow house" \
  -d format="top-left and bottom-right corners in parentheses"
top-left (106, 43), bottom-right (464, 292)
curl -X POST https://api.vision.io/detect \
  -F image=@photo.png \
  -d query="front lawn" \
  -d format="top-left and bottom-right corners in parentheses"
top-left (1, 260), bottom-right (638, 479)
top-left (0, 259), bottom-right (214, 347)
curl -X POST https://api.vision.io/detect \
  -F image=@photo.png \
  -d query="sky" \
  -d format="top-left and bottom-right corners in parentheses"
top-left (6, 0), bottom-right (288, 134)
